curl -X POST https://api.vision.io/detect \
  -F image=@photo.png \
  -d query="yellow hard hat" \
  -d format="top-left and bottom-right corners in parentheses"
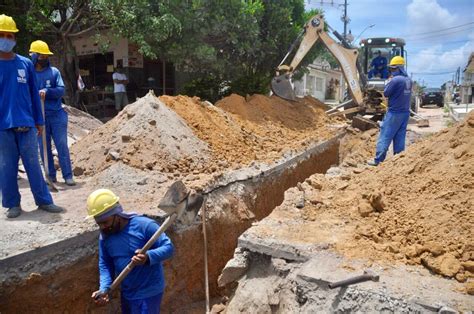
top-left (29, 40), bottom-right (54, 55)
top-left (0, 14), bottom-right (19, 33)
top-left (86, 189), bottom-right (120, 219)
top-left (389, 56), bottom-right (405, 66)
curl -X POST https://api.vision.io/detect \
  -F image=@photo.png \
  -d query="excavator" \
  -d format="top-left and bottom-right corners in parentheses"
top-left (271, 14), bottom-right (388, 123)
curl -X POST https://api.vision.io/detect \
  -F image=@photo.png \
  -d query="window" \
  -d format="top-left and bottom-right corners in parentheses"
top-left (307, 75), bottom-right (315, 95)
top-left (316, 77), bottom-right (323, 92)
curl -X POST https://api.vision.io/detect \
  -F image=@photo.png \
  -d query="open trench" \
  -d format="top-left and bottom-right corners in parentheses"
top-left (0, 134), bottom-right (342, 313)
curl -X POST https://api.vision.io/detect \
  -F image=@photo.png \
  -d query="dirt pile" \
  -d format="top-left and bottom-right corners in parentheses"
top-left (339, 127), bottom-right (378, 167)
top-left (70, 93), bottom-right (210, 176)
top-left (65, 105), bottom-right (103, 143)
top-left (72, 93), bottom-right (339, 177)
top-left (215, 94), bottom-right (336, 157)
top-left (216, 94), bottom-right (329, 130)
top-left (161, 94), bottom-right (335, 168)
top-left (299, 111), bottom-right (474, 289)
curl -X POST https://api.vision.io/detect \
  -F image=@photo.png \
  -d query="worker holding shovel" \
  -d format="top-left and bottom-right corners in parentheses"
top-left (88, 189), bottom-right (175, 314)
top-left (30, 40), bottom-right (76, 186)
top-left (0, 15), bottom-right (63, 218)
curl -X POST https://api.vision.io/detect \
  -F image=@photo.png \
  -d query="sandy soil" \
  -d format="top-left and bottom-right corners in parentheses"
top-left (259, 111), bottom-right (474, 293)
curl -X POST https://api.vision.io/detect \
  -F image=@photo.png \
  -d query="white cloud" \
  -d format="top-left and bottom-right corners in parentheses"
top-left (409, 32), bottom-right (474, 86)
top-left (405, 0), bottom-right (473, 86)
top-left (407, 0), bottom-right (457, 35)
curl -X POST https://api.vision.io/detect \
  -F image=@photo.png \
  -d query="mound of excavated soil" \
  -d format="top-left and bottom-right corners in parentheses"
top-left (161, 94), bottom-right (335, 169)
top-left (72, 92), bottom-right (338, 178)
top-left (65, 105), bottom-right (103, 143)
top-left (300, 111), bottom-right (474, 289)
top-left (216, 94), bottom-right (328, 130)
top-left (70, 93), bottom-right (210, 176)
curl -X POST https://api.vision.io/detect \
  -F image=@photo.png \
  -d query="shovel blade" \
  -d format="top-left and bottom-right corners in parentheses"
top-left (271, 74), bottom-right (296, 101)
top-left (158, 181), bottom-right (189, 215)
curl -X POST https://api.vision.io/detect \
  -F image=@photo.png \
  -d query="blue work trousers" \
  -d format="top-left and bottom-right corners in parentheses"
top-left (0, 128), bottom-right (53, 208)
top-left (38, 109), bottom-right (73, 180)
top-left (121, 293), bottom-right (163, 314)
top-left (375, 111), bottom-right (410, 164)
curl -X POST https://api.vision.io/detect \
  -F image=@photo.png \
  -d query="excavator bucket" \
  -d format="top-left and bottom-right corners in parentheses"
top-left (271, 74), bottom-right (296, 101)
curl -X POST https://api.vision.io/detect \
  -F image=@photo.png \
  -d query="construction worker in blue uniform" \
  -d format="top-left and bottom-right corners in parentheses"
top-left (368, 50), bottom-right (388, 79)
top-left (369, 56), bottom-right (412, 166)
top-left (88, 189), bottom-right (174, 314)
top-left (0, 15), bottom-right (63, 218)
top-left (30, 40), bottom-right (76, 186)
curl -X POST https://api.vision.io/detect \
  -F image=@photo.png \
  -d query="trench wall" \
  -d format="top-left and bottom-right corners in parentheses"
top-left (0, 135), bottom-right (341, 313)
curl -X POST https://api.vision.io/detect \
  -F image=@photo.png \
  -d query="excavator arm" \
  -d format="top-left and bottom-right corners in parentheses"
top-left (271, 15), bottom-right (364, 107)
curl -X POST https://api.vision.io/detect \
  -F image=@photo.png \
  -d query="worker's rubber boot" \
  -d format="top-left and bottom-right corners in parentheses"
top-left (6, 206), bottom-right (22, 218)
top-left (65, 178), bottom-right (76, 186)
top-left (367, 160), bottom-right (379, 167)
top-left (38, 204), bottom-right (64, 213)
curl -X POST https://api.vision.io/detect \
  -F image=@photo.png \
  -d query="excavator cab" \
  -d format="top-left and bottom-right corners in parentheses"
top-left (359, 37), bottom-right (406, 91)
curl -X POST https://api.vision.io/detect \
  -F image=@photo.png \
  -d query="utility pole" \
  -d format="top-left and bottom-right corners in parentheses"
top-left (343, 0), bottom-right (348, 40)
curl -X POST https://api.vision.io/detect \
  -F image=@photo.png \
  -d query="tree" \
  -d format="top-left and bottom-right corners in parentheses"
top-left (163, 0), bottom-right (312, 100)
top-left (17, 0), bottom-right (324, 103)
top-left (24, 0), bottom-right (181, 105)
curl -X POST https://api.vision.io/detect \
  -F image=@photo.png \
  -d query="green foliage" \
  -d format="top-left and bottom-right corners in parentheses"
top-left (5, 0), bottom-right (333, 101)
top-left (181, 75), bottom-right (229, 103)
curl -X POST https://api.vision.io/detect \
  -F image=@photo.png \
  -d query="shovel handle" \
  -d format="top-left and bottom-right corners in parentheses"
top-left (109, 213), bottom-right (177, 292)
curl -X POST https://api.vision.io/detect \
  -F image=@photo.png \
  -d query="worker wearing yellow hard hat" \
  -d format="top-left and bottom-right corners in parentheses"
top-left (368, 54), bottom-right (412, 166)
top-left (0, 14), bottom-right (18, 53)
top-left (86, 188), bottom-right (174, 312)
top-left (29, 39), bottom-right (76, 187)
top-left (0, 15), bottom-right (64, 218)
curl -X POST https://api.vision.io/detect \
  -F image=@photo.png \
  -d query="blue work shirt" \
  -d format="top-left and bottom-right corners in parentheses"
top-left (35, 66), bottom-right (65, 112)
top-left (384, 68), bottom-right (412, 113)
top-left (371, 56), bottom-right (387, 69)
top-left (0, 54), bottom-right (43, 130)
top-left (98, 216), bottom-right (174, 300)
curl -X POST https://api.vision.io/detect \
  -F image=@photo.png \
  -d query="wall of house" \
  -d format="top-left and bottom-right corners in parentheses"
top-left (294, 69), bottom-right (327, 101)
top-left (72, 33), bottom-right (129, 67)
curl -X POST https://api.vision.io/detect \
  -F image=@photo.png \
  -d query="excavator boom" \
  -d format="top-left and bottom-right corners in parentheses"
top-left (272, 15), bottom-right (364, 107)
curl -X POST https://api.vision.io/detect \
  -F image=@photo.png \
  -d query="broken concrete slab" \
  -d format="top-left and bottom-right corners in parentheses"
top-left (218, 248), bottom-right (249, 287)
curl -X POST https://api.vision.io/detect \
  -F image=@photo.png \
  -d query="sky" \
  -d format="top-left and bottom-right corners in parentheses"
top-left (305, 0), bottom-right (474, 87)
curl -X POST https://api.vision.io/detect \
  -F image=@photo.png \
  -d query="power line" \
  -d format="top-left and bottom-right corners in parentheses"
top-left (402, 21), bottom-right (474, 37)
top-left (306, 1), bottom-right (345, 6)
top-left (405, 26), bottom-right (474, 41)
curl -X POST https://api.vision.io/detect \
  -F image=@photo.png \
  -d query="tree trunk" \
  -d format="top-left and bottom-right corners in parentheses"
top-left (58, 36), bottom-right (80, 107)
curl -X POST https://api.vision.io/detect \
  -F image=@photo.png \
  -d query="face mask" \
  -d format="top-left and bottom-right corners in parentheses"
top-left (0, 38), bottom-right (16, 53)
top-left (30, 53), bottom-right (39, 65)
top-left (101, 216), bottom-right (121, 235)
top-left (37, 59), bottom-right (49, 68)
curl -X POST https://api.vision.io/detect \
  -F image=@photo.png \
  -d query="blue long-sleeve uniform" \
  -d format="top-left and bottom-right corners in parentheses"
top-left (371, 56), bottom-right (387, 70)
top-left (369, 56), bottom-right (388, 79)
top-left (34, 64), bottom-right (73, 180)
top-left (384, 68), bottom-right (412, 113)
top-left (98, 216), bottom-right (174, 301)
top-left (0, 55), bottom-right (43, 130)
top-left (373, 67), bottom-right (412, 164)
top-left (35, 66), bottom-right (65, 112)
top-left (0, 54), bottom-right (53, 208)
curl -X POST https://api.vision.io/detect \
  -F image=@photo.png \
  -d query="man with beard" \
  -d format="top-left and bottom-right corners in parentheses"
top-left (88, 189), bottom-right (174, 313)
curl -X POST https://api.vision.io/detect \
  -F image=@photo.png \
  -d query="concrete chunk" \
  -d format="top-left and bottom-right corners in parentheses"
top-left (218, 249), bottom-right (249, 287)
